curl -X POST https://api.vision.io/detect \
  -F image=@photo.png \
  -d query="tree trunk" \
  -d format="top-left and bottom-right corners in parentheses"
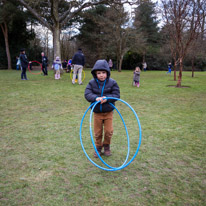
top-left (142, 51), bottom-right (145, 63)
top-left (116, 55), bottom-right (119, 72)
top-left (46, 29), bottom-right (49, 58)
top-left (53, 24), bottom-right (61, 60)
top-left (173, 56), bottom-right (177, 81)
top-left (176, 57), bottom-right (183, 87)
top-left (0, 22), bottom-right (12, 70)
top-left (192, 56), bottom-right (195, 78)
top-left (118, 54), bottom-right (123, 72)
top-left (174, 62), bottom-right (177, 81)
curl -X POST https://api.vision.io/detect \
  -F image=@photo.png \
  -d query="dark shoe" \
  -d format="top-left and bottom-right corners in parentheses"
top-left (103, 144), bottom-right (112, 156)
top-left (93, 146), bottom-right (102, 158)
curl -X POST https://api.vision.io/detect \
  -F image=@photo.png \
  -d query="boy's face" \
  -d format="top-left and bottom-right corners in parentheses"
top-left (96, 71), bottom-right (107, 81)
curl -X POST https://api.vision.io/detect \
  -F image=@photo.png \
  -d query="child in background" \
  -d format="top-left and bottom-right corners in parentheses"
top-left (142, 62), bottom-right (147, 71)
top-left (133, 67), bottom-right (141, 87)
top-left (62, 60), bottom-right (67, 71)
top-left (52, 56), bottom-right (62, 79)
top-left (67, 59), bottom-right (72, 73)
top-left (85, 59), bottom-right (120, 158)
top-left (167, 62), bottom-right (172, 75)
top-left (16, 56), bottom-right (20, 70)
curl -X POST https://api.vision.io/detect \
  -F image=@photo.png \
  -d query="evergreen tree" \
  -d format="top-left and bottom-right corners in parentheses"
top-left (0, 0), bottom-right (16, 69)
top-left (77, 5), bottom-right (109, 66)
top-left (0, 0), bottom-right (40, 69)
top-left (133, 0), bottom-right (160, 65)
top-left (77, 4), bottom-right (134, 71)
top-left (134, 0), bottom-right (159, 43)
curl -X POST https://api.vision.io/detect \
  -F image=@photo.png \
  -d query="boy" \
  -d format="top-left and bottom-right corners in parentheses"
top-left (85, 59), bottom-right (120, 158)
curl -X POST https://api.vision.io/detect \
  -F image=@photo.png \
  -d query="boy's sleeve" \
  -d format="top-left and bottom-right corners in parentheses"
top-left (106, 80), bottom-right (120, 102)
top-left (85, 81), bottom-right (98, 102)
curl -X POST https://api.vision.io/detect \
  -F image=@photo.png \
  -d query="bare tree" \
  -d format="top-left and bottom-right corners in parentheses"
top-left (187, 36), bottom-right (204, 78)
top-left (161, 0), bottom-right (206, 87)
top-left (98, 4), bottom-right (145, 71)
top-left (104, 5), bottom-right (131, 71)
top-left (61, 28), bottom-right (77, 61)
top-left (0, 0), bottom-right (14, 69)
top-left (0, 22), bottom-right (11, 69)
top-left (11, 0), bottom-right (137, 60)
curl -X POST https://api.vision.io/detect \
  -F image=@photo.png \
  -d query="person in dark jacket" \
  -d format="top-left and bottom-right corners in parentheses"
top-left (71, 48), bottom-right (85, 84)
top-left (41, 52), bottom-right (48, 76)
top-left (85, 59), bottom-right (120, 158)
top-left (62, 60), bottom-right (67, 71)
top-left (19, 48), bottom-right (29, 80)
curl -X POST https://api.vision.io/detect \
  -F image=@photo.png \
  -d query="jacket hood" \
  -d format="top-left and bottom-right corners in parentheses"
top-left (91, 59), bottom-right (110, 78)
top-left (55, 56), bottom-right (60, 61)
top-left (53, 59), bottom-right (61, 64)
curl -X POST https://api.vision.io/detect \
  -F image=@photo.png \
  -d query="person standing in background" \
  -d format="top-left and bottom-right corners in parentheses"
top-left (41, 52), bottom-right (48, 76)
top-left (52, 56), bottom-right (62, 80)
top-left (133, 66), bottom-right (141, 87)
top-left (108, 59), bottom-right (113, 71)
top-left (167, 62), bottom-right (172, 75)
top-left (142, 61), bottom-right (147, 72)
top-left (67, 59), bottom-right (72, 73)
top-left (16, 56), bottom-right (20, 70)
top-left (71, 48), bottom-right (85, 85)
top-left (19, 48), bottom-right (29, 80)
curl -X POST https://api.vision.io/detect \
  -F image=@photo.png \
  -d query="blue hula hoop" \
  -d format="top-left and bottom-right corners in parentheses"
top-left (79, 97), bottom-right (142, 171)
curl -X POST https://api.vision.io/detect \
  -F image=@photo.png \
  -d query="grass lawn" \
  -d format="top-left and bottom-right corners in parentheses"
top-left (0, 69), bottom-right (206, 206)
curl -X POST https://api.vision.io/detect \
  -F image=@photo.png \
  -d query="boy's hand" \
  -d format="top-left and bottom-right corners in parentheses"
top-left (96, 96), bottom-right (107, 104)
top-left (102, 96), bottom-right (107, 104)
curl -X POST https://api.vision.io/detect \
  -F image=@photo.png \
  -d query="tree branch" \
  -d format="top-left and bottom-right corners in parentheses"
top-left (60, 0), bottom-right (137, 25)
top-left (14, 0), bottom-right (53, 30)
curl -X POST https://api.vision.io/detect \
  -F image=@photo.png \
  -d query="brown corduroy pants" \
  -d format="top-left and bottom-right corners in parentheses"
top-left (94, 111), bottom-right (113, 147)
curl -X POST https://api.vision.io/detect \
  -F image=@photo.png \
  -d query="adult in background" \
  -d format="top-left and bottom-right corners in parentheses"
top-left (71, 48), bottom-right (85, 85)
top-left (19, 48), bottom-right (29, 80)
top-left (41, 52), bottom-right (48, 76)
top-left (108, 59), bottom-right (113, 71)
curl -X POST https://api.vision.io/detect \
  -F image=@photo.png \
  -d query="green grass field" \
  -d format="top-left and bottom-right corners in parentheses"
top-left (0, 69), bottom-right (206, 206)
